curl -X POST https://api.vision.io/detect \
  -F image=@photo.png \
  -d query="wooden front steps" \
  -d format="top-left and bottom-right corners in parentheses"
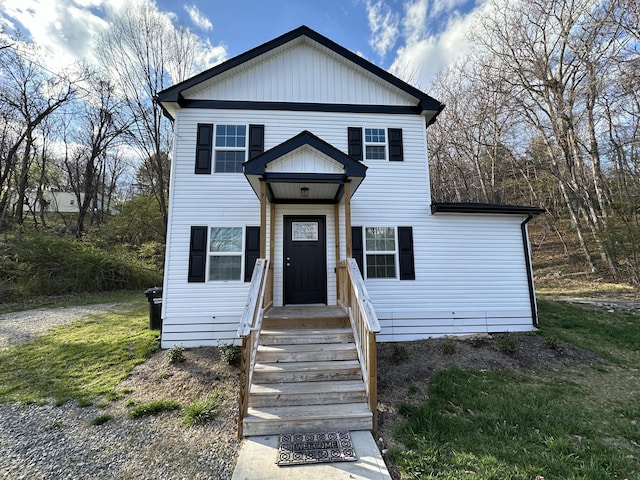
top-left (242, 306), bottom-right (373, 436)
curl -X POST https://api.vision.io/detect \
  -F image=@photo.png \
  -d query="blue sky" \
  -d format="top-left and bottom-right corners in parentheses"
top-left (0, 0), bottom-right (483, 90)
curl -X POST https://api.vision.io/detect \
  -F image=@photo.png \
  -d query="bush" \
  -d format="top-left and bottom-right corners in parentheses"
top-left (0, 228), bottom-right (162, 302)
top-left (544, 334), bottom-right (562, 350)
top-left (391, 344), bottom-right (410, 364)
top-left (165, 344), bottom-right (186, 364)
top-left (442, 338), bottom-right (457, 355)
top-left (496, 336), bottom-right (518, 354)
top-left (218, 342), bottom-right (241, 366)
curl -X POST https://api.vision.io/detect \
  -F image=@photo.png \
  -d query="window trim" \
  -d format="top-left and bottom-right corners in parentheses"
top-left (363, 226), bottom-right (398, 279)
top-left (208, 226), bottom-right (245, 282)
top-left (213, 124), bottom-right (249, 174)
top-left (364, 128), bottom-right (387, 161)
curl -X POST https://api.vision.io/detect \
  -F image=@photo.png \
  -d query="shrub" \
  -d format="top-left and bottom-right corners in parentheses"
top-left (442, 338), bottom-right (457, 355)
top-left (496, 336), bottom-right (518, 354)
top-left (218, 342), bottom-right (241, 366)
top-left (544, 334), bottom-right (562, 350)
top-left (0, 228), bottom-right (162, 302)
top-left (165, 344), bottom-right (186, 364)
top-left (391, 344), bottom-right (410, 364)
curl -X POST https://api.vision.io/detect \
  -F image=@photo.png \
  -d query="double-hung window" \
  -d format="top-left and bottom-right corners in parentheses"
top-left (209, 227), bottom-right (243, 280)
top-left (364, 128), bottom-right (386, 160)
top-left (365, 227), bottom-right (397, 278)
top-left (214, 125), bottom-right (246, 173)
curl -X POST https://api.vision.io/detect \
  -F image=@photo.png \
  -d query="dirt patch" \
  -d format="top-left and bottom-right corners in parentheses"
top-left (118, 346), bottom-right (238, 406)
top-left (113, 346), bottom-right (241, 479)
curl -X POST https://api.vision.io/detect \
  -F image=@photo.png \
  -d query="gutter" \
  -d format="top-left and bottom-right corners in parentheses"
top-left (521, 213), bottom-right (539, 328)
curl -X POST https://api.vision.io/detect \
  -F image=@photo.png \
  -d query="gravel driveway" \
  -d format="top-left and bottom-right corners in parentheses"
top-left (0, 304), bottom-right (121, 349)
top-left (0, 304), bottom-right (238, 480)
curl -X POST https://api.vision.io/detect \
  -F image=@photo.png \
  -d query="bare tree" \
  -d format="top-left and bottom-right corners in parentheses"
top-left (0, 39), bottom-right (76, 225)
top-left (468, 0), bottom-right (631, 276)
top-left (96, 1), bottom-right (223, 236)
top-left (61, 76), bottom-right (130, 236)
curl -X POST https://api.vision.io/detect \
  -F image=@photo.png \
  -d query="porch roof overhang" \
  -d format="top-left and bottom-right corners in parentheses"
top-left (244, 130), bottom-right (367, 204)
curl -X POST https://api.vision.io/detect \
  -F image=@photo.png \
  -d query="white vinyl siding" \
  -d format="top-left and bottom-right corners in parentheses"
top-left (186, 42), bottom-right (417, 107)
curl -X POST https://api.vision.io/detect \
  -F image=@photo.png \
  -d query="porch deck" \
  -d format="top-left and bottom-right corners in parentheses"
top-left (265, 305), bottom-right (347, 319)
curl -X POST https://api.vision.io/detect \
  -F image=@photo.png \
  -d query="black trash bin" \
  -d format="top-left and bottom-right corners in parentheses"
top-left (144, 287), bottom-right (163, 330)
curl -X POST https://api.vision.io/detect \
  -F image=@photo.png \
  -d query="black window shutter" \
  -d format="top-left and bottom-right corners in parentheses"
top-left (351, 226), bottom-right (364, 276)
top-left (348, 127), bottom-right (363, 162)
top-left (388, 128), bottom-right (404, 162)
top-left (249, 125), bottom-right (265, 160)
top-left (195, 124), bottom-right (213, 174)
top-left (244, 226), bottom-right (260, 282)
top-left (398, 226), bottom-right (415, 280)
top-left (188, 226), bottom-right (207, 282)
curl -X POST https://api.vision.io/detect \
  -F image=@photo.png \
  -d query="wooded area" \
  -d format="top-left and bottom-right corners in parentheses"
top-left (0, 2), bottom-right (212, 237)
top-left (428, 0), bottom-right (639, 283)
top-left (0, 0), bottom-right (638, 283)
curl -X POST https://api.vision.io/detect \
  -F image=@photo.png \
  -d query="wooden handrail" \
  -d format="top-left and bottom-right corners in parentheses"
top-left (237, 258), bottom-right (270, 437)
top-left (237, 258), bottom-right (268, 337)
top-left (337, 257), bottom-right (380, 434)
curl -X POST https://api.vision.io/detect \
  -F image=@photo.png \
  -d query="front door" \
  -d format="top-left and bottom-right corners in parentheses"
top-left (284, 216), bottom-right (327, 305)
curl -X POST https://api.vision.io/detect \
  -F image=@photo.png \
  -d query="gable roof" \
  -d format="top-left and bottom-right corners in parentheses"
top-left (244, 130), bottom-right (367, 203)
top-left (157, 26), bottom-right (444, 124)
top-left (244, 130), bottom-right (367, 178)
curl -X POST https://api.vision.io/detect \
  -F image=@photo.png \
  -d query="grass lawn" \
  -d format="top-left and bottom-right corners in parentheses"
top-left (388, 300), bottom-right (640, 479)
top-left (0, 298), bottom-right (158, 405)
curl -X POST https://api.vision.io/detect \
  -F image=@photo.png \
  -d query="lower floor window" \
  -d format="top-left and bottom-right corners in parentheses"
top-left (209, 227), bottom-right (243, 280)
top-left (364, 227), bottom-right (397, 279)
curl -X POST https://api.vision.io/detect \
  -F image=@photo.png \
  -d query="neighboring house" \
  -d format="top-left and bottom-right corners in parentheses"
top-left (157, 26), bottom-right (544, 349)
top-left (23, 191), bottom-right (111, 214)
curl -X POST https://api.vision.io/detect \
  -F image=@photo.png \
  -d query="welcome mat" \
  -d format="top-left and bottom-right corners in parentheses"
top-left (276, 431), bottom-right (357, 466)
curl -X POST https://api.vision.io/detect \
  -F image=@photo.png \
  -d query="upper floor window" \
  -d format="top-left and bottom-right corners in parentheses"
top-left (214, 125), bottom-right (246, 173)
top-left (364, 128), bottom-right (386, 160)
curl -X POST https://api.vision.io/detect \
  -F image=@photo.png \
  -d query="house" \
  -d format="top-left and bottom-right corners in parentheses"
top-left (22, 190), bottom-right (111, 215)
top-left (156, 26), bottom-right (543, 435)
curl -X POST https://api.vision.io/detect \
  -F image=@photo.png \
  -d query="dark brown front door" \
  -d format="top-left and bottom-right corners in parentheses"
top-left (284, 216), bottom-right (327, 305)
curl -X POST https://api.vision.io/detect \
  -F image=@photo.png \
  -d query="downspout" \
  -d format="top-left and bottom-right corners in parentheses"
top-left (521, 213), bottom-right (538, 327)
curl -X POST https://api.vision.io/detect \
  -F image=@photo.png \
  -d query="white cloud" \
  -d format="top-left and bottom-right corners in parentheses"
top-left (402, 0), bottom-right (428, 45)
top-left (431, 0), bottom-right (470, 16)
top-left (0, 0), bottom-right (111, 67)
top-left (365, 0), bottom-right (399, 59)
top-left (184, 4), bottom-right (212, 31)
top-left (0, 0), bottom-right (223, 71)
top-left (389, 0), bottom-right (487, 90)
